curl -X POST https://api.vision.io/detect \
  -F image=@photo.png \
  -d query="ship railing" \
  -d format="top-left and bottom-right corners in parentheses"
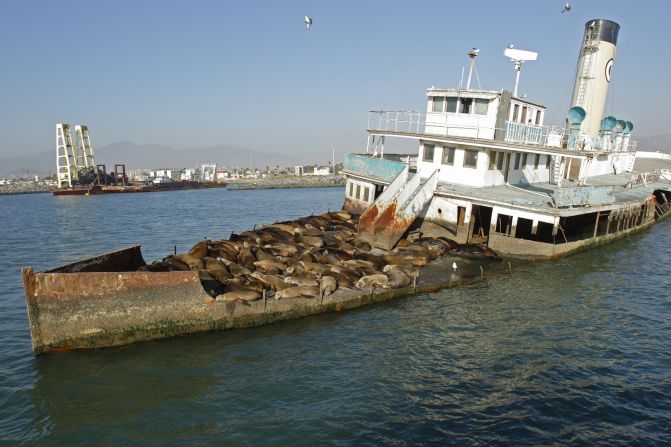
top-left (628, 171), bottom-right (661, 188)
top-left (367, 111), bottom-right (637, 154)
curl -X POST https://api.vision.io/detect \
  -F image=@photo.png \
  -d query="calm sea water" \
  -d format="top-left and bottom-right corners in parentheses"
top-left (0, 187), bottom-right (670, 446)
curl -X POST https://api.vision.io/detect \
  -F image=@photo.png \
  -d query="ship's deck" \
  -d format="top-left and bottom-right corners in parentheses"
top-left (436, 172), bottom-right (671, 216)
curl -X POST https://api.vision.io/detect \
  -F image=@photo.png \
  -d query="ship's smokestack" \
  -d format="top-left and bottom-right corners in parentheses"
top-left (569, 19), bottom-right (620, 137)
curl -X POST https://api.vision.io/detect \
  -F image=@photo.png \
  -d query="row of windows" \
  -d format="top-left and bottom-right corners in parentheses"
top-left (347, 181), bottom-right (370, 202)
top-left (431, 96), bottom-right (489, 115)
top-left (423, 144), bottom-right (551, 172)
top-left (510, 103), bottom-right (543, 125)
top-left (488, 150), bottom-right (551, 171)
top-left (423, 145), bottom-right (478, 168)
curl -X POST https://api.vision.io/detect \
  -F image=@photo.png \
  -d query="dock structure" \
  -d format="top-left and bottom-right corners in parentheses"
top-left (342, 19), bottom-right (671, 259)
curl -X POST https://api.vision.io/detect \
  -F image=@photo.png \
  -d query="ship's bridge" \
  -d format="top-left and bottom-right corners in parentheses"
top-left (366, 87), bottom-right (637, 155)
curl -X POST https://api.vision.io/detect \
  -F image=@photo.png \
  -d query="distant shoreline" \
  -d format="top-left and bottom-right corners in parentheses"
top-left (226, 175), bottom-right (345, 190)
top-left (0, 186), bottom-right (53, 196)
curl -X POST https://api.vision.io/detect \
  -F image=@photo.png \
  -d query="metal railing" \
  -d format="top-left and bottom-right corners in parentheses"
top-left (367, 111), bottom-right (637, 153)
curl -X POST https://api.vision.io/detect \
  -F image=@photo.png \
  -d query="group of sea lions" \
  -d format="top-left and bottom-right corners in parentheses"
top-left (138, 210), bottom-right (502, 304)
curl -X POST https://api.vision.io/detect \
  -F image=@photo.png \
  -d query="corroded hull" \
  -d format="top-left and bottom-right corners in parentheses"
top-left (22, 246), bottom-right (481, 355)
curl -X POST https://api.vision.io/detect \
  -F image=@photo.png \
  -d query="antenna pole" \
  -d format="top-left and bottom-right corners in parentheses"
top-left (466, 49), bottom-right (479, 89)
top-left (513, 61), bottom-right (523, 97)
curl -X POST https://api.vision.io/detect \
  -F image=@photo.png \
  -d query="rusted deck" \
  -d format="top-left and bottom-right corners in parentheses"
top-left (22, 247), bottom-right (490, 355)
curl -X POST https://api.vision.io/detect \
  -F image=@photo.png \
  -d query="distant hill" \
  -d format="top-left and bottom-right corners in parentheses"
top-left (0, 141), bottom-right (303, 177)
top-left (636, 134), bottom-right (671, 153)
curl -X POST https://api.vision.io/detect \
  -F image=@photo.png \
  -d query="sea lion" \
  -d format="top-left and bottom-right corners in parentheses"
top-left (188, 240), bottom-right (210, 259)
top-left (299, 252), bottom-right (316, 263)
top-left (250, 272), bottom-right (292, 290)
top-left (459, 243), bottom-right (503, 261)
top-left (215, 290), bottom-right (261, 302)
top-left (253, 247), bottom-right (276, 262)
top-left (395, 239), bottom-right (413, 248)
top-left (383, 265), bottom-right (412, 289)
top-left (352, 239), bottom-right (372, 251)
top-left (253, 259), bottom-right (288, 275)
top-left (340, 259), bottom-right (376, 270)
top-left (298, 235), bottom-right (324, 248)
top-left (355, 274), bottom-right (389, 290)
top-left (320, 276), bottom-right (338, 298)
top-left (203, 257), bottom-right (232, 282)
top-left (385, 264), bottom-right (420, 281)
top-left (275, 286), bottom-right (320, 299)
top-left (218, 259), bottom-right (252, 277)
top-left (284, 276), bottom-right (319, 287)
top-left (321, 271), bottom-right (354, 289)
top-left (237, 247), bottom-right (257, 268)
top-left (165, 254), bottom-right (204, 270)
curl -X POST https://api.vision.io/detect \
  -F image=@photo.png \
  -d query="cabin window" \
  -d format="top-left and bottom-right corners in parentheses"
top-left (497, 152), bottom-right (505, 170)
top-left (464, 149), bottom-right (478, 168)
top-left (460, 98), bottom-right (473, 114)
top-left (356, 184), bottom-right (361, 200)
top-left (442, 146), bottom-right (455, 165)
top-left (521, 106), bottom-right (528, 123)
top-left (545, 155), bottom-right (551, 169)
top-left (513, 104), bottom-right (520, 121)
top-left (475, 98), bottom-right (489, 115)
top-left (489, 151), bottom-right (497, 170)
top-left (349, 181), bottom-right (354, 197)
top-left (423, 144), bottom-right (435, 162)
top-left (446, 97), bottom-right (458, 113)
top-left (522, 153), bottom-right (528, 166)
top-left (432, 97), bottom-right (444, 112)
top-left (514, 153), bottom-right (521, 170)
top-left (534, 154), bottom-right (540, 169)
top-left (363, 187), bottom-right (369, 202)
top-left (535, 110), bottom-right (542, 125)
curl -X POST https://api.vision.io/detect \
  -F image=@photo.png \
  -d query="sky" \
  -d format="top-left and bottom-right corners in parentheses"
top-left (0, 0), bottom-right (669, 161)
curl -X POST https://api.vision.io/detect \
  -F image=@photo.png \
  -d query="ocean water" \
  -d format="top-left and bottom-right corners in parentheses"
top-left (0, 187), bottom-right (669, 446)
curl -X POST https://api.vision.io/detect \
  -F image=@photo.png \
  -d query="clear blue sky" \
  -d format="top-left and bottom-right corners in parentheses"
top-left (0, 0), bottom-right (669, 160)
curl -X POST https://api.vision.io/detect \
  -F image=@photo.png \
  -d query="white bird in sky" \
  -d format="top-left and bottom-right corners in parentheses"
top-left (305, 16), bottom-right (313, 30)
top-left (561, 3), bottom-right (571, 13)
top-left (452, 262), bottom-right (458, 272)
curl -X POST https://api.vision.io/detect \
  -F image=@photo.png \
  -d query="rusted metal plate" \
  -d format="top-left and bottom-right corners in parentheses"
top-left (45, 245), bottom-right (146, 273)
top-left (553, 185), bottom-right (615, 207)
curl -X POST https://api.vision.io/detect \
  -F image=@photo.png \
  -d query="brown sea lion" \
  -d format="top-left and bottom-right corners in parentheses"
top-left (340, 259), bottom-right (376, 270)
top-left (355, 274), bottom-right (389, 290)
top-left (298, 235), bottom-right (325, 248)
top-left (254, 259), bottom-right (288, 275)
top-left (250, 272), bottom-right (292, 290)
top-left (188, 240), bottom-right (210, 259)
top-left (383, 265), bottom-right (412, 289)
top-left (284, 276), bottom-right (319, 287)
top-left (216, 290), bottom-right (261, 302)
top-left (275, 286), bottom-right (320, 299)
top-left (320, 276), bottom-right (338, 298)
top-left (165, 254), bottom-right (204, 270)
top-left (203, 257), bottom-right (233, 282)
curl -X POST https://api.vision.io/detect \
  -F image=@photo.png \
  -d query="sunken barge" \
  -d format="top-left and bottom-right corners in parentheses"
top-left (22, 211), bottom-right (503, 355)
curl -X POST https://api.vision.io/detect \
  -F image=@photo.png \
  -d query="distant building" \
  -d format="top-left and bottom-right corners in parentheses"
top-left (294, 166), bottom-right (304, 176)
top-left (313, 166), bottom-right (331, 176)
top-left (180, 168), bottom-right (196, 181)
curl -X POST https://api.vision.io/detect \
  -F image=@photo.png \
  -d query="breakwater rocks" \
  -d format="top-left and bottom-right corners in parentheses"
top-left (140, 211), bottom-right (503, 303)
top-left (0, 183), bottom-right (53, 195)
top-left (227, 175), bottom-right (345, 190)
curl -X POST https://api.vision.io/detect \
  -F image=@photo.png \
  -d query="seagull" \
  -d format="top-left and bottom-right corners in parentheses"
top-left (304, 16), bottom-right (313, 30)
top-left (507, 43), bottom-right (514, 49)
top-left (452, 262), bottom-right (458, 272)
top-left (561, 3), bottom-right (571, 13)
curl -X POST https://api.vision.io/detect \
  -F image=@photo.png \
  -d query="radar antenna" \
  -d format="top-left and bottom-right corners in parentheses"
top-left (504, 46), bottom-right (538, 97)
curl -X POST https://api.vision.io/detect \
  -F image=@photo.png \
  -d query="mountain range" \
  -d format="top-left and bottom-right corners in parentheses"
top-left (0, 141), bottom-right (304, 177)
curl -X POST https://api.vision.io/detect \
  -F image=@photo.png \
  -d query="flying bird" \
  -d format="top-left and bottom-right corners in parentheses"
top-left (305, 16), bottom-right (313, 30)
top-left (561, 3), bottom-right (571, 13)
